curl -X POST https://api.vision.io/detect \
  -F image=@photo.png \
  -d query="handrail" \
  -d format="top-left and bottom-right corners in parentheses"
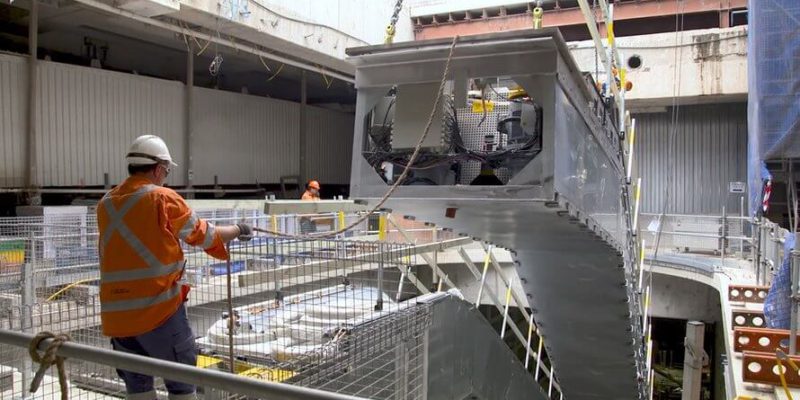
top-left (0, 329), bottom-right (367, 400)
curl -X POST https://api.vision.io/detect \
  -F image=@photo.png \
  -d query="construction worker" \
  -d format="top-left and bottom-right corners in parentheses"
top-left (302, 180), bottom-right (321, 201)
top-left (97, 135), bottom-right (252, 400)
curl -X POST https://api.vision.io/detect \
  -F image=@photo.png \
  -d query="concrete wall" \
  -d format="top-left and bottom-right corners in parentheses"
top-left (650, 273), bottom-right (721, 322)
top-left (258, 0), bottom-right (415, 45)
top-left (569, 27), bottom-right (748, 108)
top-left (408, 0), bottom-right (529, 17)
top-left (176, 0), bottom-right (414, 74)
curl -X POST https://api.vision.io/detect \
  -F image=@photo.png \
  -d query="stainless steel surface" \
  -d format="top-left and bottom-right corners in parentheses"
top-left (423, 294), bottom-right (547, 400)
top-left (348, 30), bottom-right (643, 400)
top-left (0, 329), bottom-right (370, 400)
top-left (633, 103), bottom-right (747, 215)
top-left (392, 83), bottom-right (445, 150)
top-left (0, 54), bottom-right (27, 188)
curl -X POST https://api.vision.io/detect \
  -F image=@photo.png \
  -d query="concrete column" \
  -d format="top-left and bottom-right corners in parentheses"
top-left (682, 321), bottom-right (705, 400)
top-left (720, 0), bottom-right (732, 28)
top-left (299, 70), bottom-right (308, 185)
top-left (719, 10), bottom-right (731, 28)
top-left (26, 0), bottom-right (40, 202)
top-left (185, 48), bottom-right (195, 198)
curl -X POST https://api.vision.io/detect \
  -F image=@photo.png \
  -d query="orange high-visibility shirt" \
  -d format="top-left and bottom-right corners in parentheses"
top-left (97, 176), bottom-right (228, 338)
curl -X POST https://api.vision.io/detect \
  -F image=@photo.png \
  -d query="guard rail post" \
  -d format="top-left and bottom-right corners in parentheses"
top-left (792, 233), bottom-right (800, 355)
top-left (721, 207), bottom-right (727, 264)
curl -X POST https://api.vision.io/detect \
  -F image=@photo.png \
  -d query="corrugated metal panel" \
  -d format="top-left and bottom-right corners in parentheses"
top-left (192, 87), bottom-right (300, 185)
top-left (0, 53), bottom-right (28, 187)
top-left (2, 56), bottom-right (352, 188)
top-left (36, 60), bottom-right (185, 187)
top-left (304, 107), bottom-right (355, 185)
top-left (634, 103), bottom-right (748, 215)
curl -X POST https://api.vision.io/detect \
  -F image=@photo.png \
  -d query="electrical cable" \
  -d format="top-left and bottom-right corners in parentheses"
top-left (258, 55), bottom-right (272, 72)
top-left (317, 64), bottom-right (334, 89)
top-left (252, 35), bottom-right (461, 239)
top-left (266, 63), bottom-right (284, 82)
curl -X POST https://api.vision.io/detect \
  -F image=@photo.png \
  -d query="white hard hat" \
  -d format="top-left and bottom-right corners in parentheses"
top-left (126, 135), bottom-right (178, 166)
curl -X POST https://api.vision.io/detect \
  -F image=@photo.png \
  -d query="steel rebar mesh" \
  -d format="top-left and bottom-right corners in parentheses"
top-left (0, 208), bottom-right (441, 400)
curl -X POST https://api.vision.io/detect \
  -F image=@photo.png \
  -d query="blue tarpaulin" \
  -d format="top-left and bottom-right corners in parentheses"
top-left (765, 234), bottom-right (795, 329)
top-left (747, 0), bottom-right (800, 216)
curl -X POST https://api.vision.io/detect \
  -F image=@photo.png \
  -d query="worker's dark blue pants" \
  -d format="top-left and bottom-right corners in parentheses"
top-left (111, 305), bottom-right (197, 400)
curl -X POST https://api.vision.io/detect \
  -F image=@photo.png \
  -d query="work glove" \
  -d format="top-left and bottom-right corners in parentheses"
top-left (236, 223), bottom-right (253, 242)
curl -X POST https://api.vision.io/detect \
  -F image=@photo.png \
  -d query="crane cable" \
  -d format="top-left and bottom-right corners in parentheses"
top-left (252, 35), bottom-right (460, 239)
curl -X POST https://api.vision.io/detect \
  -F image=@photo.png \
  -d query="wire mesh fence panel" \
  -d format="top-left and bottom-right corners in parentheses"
top-left (186, 235), bottom-right (427, 399)
top-left (0, 208), bottom-right (446, 400)
top-left (288, 304), bottom-right (432, 400)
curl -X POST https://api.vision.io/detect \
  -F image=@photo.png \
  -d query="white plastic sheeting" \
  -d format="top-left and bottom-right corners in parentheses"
top-left (0, 53), bottom-right (354, 188)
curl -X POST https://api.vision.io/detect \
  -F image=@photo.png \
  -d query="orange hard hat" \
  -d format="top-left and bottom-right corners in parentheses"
top-left (308, 180), bottom-right (320, 190)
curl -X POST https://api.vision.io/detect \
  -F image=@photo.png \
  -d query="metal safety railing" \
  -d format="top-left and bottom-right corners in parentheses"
top-left (0, 329), bottom-right (368, 400)
top-left (458, 242), bottom-right (561, 399)
top-left (0, 208), bottom-right (470, 400)
top-left (0, 207), bottom-right (560, 399)
top-left (639, 212), bottom-right (753, 259)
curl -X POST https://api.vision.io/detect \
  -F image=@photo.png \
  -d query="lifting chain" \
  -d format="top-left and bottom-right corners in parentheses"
top-left (385, 0), bottom-right (404, 44)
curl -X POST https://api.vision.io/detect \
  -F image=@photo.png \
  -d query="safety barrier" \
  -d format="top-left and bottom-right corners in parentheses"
top-left (0, 206), bottom-right (565, 399)
top-left (0, 208), bottom-right (473, 400)
top-left (0, 329), bottom-right (368, 400)
top-left (639, 212), bottom-right (752, 259)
